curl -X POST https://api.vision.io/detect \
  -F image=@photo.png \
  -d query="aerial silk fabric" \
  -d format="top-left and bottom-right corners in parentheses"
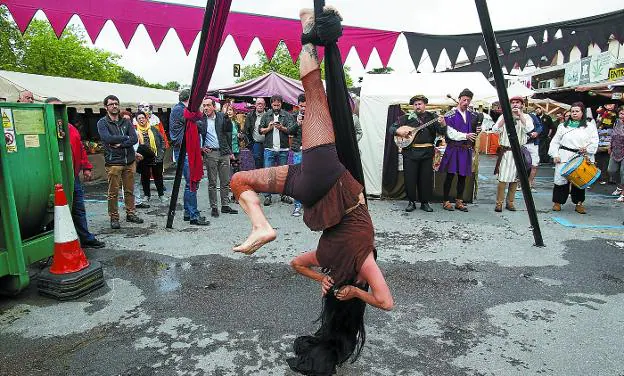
top-left (382, 105), bottom-right (404, 191)
top-left (324, 44), bottom-right (365, 188)
top-left (184, 0), bottom-right (232, 191)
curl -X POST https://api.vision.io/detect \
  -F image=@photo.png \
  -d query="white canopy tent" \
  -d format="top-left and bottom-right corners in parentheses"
top-left (358, 72), bottom-right (498, 196)
top-left (0, 70), bottom-right (179, 112)
top-left (481, 80), bottom-right (535, 104)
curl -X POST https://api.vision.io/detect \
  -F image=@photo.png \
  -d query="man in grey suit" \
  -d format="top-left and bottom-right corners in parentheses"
top-left (199, 97), bottom-right (238, 218)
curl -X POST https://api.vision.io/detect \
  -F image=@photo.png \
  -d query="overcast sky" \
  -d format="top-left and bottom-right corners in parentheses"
top-left (33, 0), bottom-right (624, 88)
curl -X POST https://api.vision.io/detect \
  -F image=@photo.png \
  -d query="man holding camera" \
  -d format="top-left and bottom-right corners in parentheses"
top-left (259, 94), bottom-right (295, 206)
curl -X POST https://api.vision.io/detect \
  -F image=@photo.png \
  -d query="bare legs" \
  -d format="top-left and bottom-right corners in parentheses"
top-left (232, 8), bottom-right (338, 255)
top-left (529, 166), bottom-right (538, 188)
top-left (299, 8), bottom-right (335, 150)
top-left (231, 166), bottom-right (288, 254)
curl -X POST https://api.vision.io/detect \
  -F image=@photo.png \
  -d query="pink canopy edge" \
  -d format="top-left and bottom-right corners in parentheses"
top-left (208, 71), bottom-right (305, 105)
top-left (0, 0), bottom-right (400, 67)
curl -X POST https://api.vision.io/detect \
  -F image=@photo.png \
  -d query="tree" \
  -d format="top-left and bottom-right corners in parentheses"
top-left (238, 42), bottom-right (354, 87)
top-left (0, 8), bottom-right (25, 71)
top-left (19, 20), bottom-right (124, 82)
top-left (367, 67), bottom-right (394, 74)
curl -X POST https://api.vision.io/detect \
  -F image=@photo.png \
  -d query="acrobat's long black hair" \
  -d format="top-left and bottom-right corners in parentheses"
top-left (287, 280), bottom-right (367, 375)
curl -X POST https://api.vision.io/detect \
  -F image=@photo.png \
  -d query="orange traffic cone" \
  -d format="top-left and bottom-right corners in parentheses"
top-left (50, 183), bottom-right (89, 274)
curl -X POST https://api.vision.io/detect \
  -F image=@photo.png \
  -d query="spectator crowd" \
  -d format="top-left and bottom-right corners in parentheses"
top-left (13, 84), bottom-right (623, 241)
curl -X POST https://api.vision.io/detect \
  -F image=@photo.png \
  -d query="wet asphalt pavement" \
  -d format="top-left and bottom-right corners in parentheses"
top-left (1, 155), bottom-right (624, 376)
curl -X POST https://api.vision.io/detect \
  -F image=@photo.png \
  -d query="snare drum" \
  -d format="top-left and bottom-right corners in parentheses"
top-left (560, 155), bottom-right (601, 189)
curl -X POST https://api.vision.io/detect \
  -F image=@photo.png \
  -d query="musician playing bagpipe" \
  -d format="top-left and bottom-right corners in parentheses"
top-left (390, 94), bottom-right (446, 213)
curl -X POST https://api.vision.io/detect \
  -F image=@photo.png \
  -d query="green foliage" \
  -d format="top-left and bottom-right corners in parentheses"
top-left (367, 67), bottom-right (394, 74)
top-left (18, 20), bottom-right (124, 82)
top-left (0, 9), bottom-right (181, 90)
top-left (238, 42), bottom-right (354, 87)
top-left (149, 81), bottom-right (182, 91)
top-left (0, 7), bottom-right (25, 71)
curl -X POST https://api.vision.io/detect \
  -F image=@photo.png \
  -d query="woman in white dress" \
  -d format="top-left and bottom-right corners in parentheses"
top-left (548, 102), bottom-right (599, 214)
top-left (492, 96), bottom-right (534, 212)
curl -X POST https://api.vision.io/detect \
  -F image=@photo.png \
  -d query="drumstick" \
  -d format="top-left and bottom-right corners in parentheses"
top-left (446, 94), bottom-right (459, 105)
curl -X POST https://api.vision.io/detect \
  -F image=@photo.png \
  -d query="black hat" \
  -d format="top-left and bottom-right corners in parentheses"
top-left (458, 88), bottom-right (474, 99)
top-left (409, 94), bottom-right (428, 105)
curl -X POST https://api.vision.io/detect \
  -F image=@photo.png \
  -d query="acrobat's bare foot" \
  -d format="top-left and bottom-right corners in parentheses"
top-left (299, 9), bottom-right (319, 77)
top-left (299, 8), bottom-right (314, 28)
top-left (233, 225), bottom-right (277, 255)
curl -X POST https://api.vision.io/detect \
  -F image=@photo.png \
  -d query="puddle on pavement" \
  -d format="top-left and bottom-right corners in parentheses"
top-left (111, 255), bottom-right (192, 293)
top-left (100, 226), bottom-right (156, 238)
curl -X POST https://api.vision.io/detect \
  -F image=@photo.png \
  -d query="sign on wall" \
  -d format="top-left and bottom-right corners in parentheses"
top-left (564, 60), bottom-right (581, 87)
top-left (609, 67), bottom-right (624, 81)
top-left (563, 51), bottom-right (616, 87)
top-left (590, 53), bottom-right (616, 82)
top-left (579, 57), bottom-right (592, 85)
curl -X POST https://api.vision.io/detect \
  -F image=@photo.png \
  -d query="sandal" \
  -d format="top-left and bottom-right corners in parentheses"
top-left (442, 201), bottom-right (455, 211)
top-left (455, 199), bottom-right (469, 212)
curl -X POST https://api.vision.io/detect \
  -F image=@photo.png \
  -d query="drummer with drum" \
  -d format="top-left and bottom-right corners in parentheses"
top-left (548, 102), bottom-right (599, 214)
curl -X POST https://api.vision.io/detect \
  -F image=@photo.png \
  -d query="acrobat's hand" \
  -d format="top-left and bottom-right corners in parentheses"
top-left (335, 285), bottom-right (357, 301)
top-left (321, 275), bottom-right (334, 296)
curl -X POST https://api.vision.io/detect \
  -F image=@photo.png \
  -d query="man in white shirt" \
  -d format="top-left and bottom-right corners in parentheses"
top-left (492, 96), bottom-right (534, 212)
top-left (259, 94), bottom-right (295, 206)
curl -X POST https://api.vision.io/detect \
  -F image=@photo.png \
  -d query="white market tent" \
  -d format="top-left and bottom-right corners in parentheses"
top-left (359, 71), bottom-right (498, 196)
top-left (481, 80), bottom-right (534, 104)
top-left (0, 70), bottom-right (179, 112)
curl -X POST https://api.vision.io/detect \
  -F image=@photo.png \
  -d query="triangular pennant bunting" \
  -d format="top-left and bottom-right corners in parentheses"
top-left (114, 20), bottom-right (139, 47)
top-left (5, 4), bottom-right (37, 33)
top-left (44, 9), bottom-right (73, 38)
top-left (144, 24), bottom-right (170, 51)
top-left (79, 15), bottom-right (107, 43)
top-left (176, 28), bottom-right (200, 54)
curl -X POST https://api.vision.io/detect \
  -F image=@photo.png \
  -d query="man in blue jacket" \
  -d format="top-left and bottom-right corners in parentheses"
top-left (96, 94), bottom-right (144, 229)
top-left (169, 89), bottom-right (210, 226)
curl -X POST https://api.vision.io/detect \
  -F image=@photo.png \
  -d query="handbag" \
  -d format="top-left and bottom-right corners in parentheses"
top-left (520, 145), bottom-right (532, 174)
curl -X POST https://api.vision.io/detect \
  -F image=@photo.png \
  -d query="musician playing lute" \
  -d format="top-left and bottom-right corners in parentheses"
top-left (389, 94), bottom-right (446, 213)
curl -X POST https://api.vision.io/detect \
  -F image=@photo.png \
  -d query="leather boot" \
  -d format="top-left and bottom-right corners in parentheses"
top-left (495, 182), bottom-right (506, 212)
top-left (405, 201), bottom-right (416, 212)
top-left (495, 201), bottom-right (503, 212)
top-left (575, 202), bottom-right (586, 214)
top-left (506, 182), bottom-right (518, 211)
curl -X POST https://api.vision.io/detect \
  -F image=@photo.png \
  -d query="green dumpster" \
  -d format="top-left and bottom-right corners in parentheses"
top-left (0, 103), bottom-right (74, 295)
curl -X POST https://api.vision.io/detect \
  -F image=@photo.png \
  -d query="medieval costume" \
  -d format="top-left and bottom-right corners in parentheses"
top-left (548, 102), bottom-right (599, 214)
top-left (389, 95), bottom-right (443, 212)
top-left (438, 89), bottom-right (475, 211)
top-left (230, 7), bottom-right (392, 376)
top-left (492, 96), bottom-right (534, 212)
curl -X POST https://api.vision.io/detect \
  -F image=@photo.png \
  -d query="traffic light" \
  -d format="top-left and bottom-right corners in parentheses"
top-left (233, 64), bottom-right (241, 77)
